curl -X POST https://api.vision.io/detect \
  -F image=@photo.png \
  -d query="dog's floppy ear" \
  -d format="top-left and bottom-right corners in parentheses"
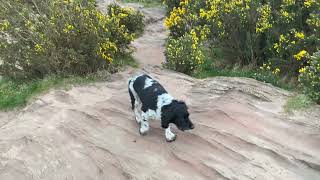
top-left (178, 100), bottom-right (188, 109)
top-left (161, 103), bottom-right (175, 129)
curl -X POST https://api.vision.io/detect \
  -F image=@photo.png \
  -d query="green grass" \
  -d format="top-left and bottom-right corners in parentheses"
top-left (115, 54), bottom-right (139, 68)
top-left (284, 94), bottom-right (313, 112)
top-left (0, 55), bottom-right (138, 110)
top-left (121, 0), bottom-right (163, 7)
top-left (193, 67), bottom-right (295, 90)
top-left (0, 73), bottom-right (105, 110)
top-left (192, 48), bottom-right (295, 90)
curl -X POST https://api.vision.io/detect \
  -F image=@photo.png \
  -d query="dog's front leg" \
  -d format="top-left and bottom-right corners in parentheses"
top-left (139, 112), bottom-right (149, 135)
top-left (165, 125), bottom-right (176, 142)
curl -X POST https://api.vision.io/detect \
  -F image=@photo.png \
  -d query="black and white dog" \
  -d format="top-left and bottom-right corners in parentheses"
top-left (128, 74), bottom-right (194, 142)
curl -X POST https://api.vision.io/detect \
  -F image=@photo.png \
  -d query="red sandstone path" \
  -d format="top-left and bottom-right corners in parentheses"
top-left (0, 1), bottom-right (319, 179)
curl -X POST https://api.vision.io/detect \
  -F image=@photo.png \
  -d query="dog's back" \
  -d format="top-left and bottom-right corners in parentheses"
top-left (128, 74), bottom-right (168, 111)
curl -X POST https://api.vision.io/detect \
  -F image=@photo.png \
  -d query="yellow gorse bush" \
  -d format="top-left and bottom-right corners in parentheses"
top-left (165, 32), bottom-right (204, 74)
top-left (0, 0), bottom-right (144, 80)
top-left (299, 51), bottom-right (320, 103)
top-left (163, 0), bottom-right (320, 77)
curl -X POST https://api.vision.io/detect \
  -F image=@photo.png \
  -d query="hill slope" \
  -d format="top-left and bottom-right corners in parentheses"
top-left (0, 1), bottom-right (320, 179)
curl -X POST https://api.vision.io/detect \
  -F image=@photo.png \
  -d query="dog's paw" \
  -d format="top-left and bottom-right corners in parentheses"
top-left (139, 128), bottom-right (148, 136)
top-left (166, 134), bottom-right (177, 142)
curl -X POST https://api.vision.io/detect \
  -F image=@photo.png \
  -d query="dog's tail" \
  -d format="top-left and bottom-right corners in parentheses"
top-left (128, 78), bottom-right (135, 110)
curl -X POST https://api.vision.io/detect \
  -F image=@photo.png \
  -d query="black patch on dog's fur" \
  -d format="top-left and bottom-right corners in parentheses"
top-left (133, 74), bottom-right (167, 112)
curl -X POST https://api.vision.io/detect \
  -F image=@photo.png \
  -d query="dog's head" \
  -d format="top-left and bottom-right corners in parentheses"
top-left (162, 100), bottom-right (194, 131)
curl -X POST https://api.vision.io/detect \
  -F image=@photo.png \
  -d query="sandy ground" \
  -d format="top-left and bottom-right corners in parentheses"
top-left (0, 1), bottom-right (320, 180)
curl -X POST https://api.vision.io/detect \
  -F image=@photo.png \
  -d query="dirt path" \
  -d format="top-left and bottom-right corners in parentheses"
top-left (0, 1), bottom-right (320, 180)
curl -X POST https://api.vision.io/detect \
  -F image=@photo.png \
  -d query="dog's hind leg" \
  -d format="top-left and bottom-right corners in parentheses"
top-left (128, 85), bottom-right (135, 110)
top-left (134, 101), bottom-right (143, 124)
top-left (139, 112), bottom-right (150, 136)
top-left (128, 79), bottom-right (142, 124)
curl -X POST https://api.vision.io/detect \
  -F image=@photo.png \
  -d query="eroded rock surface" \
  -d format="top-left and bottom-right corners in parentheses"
top-left (0, 1), bottom-right (319, 180)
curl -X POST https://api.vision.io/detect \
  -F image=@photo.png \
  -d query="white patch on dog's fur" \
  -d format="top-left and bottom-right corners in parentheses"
top-left (165, 126), bottom-right (176, 141)
top-left (142, 109), bottom-right (156, 120)
top-left (144, 78), bottom-right (154, 89)
top-left (128, 75), bottom-right (143, 123)
top-left (134, 104), bottom-right (142, 124)
top-left (156, 94), bottom-right (173, 120)
top-left (139, 120), bottom-right (149, 135)
top-left (140, 93), bottom-right (173, 121)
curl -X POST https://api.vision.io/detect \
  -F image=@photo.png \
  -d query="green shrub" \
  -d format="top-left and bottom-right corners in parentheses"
top-left (164, 31), bottom-right (204, 74)
top-left (107, 4), bottom-right (145, 36)
top-left (298, 51), bottom-right (320, 104)
top-left (193, 49), bottom-right (295, 90)
top-left (0, 0), bottom-right (143, 80)
top-left (163, 0), bottom-right (320, 77)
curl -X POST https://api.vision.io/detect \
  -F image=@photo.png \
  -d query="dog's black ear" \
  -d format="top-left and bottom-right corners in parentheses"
top-left (178, 100), bottom-right (188, 109)
top-left (161, 103), bottom-right (175, 129)
top-left (178, 101), bottom-right (185, 104)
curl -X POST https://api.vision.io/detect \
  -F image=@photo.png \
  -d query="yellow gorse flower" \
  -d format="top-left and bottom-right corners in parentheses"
top-left (274, 34), bottom-right (291, 53)
top-left (75, 5), bottom-right (81, 12)
top-left (294, 50), bottom-right (308, 60)
top-left (281, 10), bottom-right (289, 18)
top-left (279, 9), bottom-right (293, 23)
top-left (25, 20), bottom-right (32, 27)
top-left (273, 43), bottom-right (280, 53)
top-left (299, 67), bottom-right (306, 73)
top-left (97, 41), bottom-right (118, 63)
top-left (190, 29), bottom-right (199, 45)
top-left (63, 0), bottom-right (73, 4)
top-left (0, 20), bottom-right (10, 31)
top-left (256, 4), bottom-right (272, 33)
top-left (294, 32), bottom-right (305, 39)
top-left (34, 44), bottom-right (44, 53)
top-left (63, 24), bottom-right (75, 33)
top-left (164, 6), bottom-right (186, 28)
top-left (180, 0), bottom-right (189, 6)
top-left (96, 11), bottom-right (104, 21)
top-left (279, 34), bottom-right (286, 42)
top-left (304, 0), bottom-right (315, 8)
top-left (272, 68), bottom-right (280, 74)
top-left (283, 0), bottom-right (295, 6)
top-left (119, 13), bottom-right (128, 18)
